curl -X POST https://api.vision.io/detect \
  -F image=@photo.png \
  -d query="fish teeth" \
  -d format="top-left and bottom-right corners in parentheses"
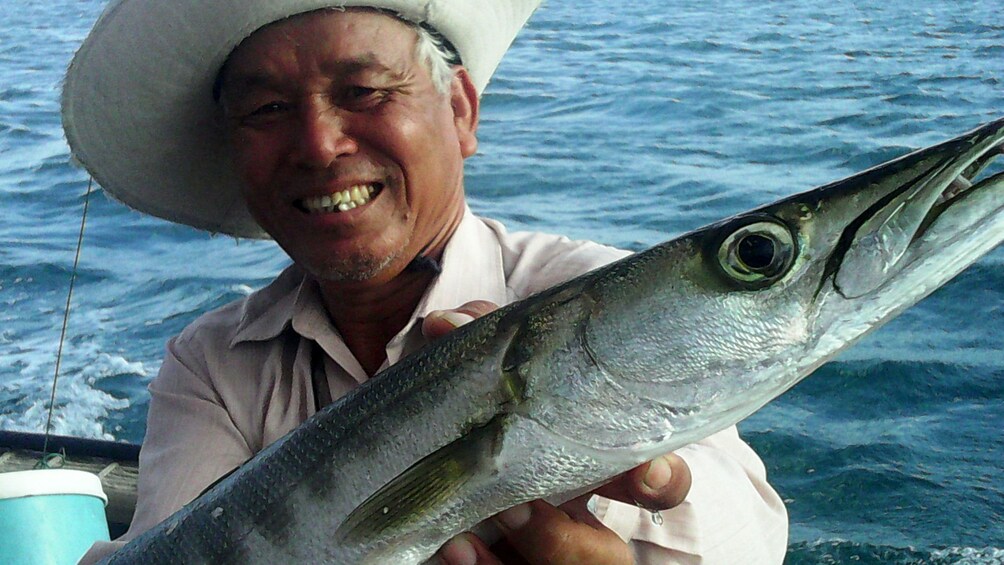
top-left (935, 176), bottom-right (972, 207)
top-left (301, 184), bottom-right (379, 213)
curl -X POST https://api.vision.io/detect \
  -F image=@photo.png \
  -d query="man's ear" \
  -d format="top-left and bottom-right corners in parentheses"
top-left (450, 67), bottom-right (480, 158)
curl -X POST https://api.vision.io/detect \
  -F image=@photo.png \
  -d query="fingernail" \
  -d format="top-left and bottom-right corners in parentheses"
top-left (439, 534), bottom-right (477, 565)
top-left (644, 456), bottom-right (673, 491)
top-left (495, 502), bottom-right (532, 531)
top-left (435, 310), bottom-right (476, 329)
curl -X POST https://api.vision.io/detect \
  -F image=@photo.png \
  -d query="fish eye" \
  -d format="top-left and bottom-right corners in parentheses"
top-left (716, 219), bottom-right (796, 288)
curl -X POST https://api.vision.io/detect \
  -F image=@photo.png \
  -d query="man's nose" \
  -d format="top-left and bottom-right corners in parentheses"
top-left (293, 104), bottom-right (358, 169)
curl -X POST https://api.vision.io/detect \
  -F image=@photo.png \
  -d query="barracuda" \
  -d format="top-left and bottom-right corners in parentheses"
top-left (100, 118), bottom-right (1004, 564)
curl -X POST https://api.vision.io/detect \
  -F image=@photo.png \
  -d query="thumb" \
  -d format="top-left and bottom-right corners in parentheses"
top-left (422, 300), bottom-right (499, 339)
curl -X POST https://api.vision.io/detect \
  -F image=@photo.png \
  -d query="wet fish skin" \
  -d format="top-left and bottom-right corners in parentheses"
top-left (99, 117), bottom-right (1004, 564)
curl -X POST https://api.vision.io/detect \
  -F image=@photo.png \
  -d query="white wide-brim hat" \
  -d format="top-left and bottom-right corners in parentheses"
top-left (62, 0), bottom-right (543, 239)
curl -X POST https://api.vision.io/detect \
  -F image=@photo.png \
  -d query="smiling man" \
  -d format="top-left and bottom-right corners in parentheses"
top-left (65, 2), bottom-right (787, 564)
top-left (217, 11), bottom-right (477, 376)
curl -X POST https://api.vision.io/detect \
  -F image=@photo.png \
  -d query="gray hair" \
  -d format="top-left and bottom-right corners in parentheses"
top-left (411, 21), bottom-right (462, 94)
top-left (330, 7), bottom-right (463, 94)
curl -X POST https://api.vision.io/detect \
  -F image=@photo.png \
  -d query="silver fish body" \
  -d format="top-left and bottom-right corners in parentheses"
top-left (101, 118), bottom-right (1004, 564)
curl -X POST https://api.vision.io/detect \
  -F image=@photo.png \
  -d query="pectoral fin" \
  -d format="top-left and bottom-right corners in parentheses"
top-left (335, 419), bottom-right (503, 544)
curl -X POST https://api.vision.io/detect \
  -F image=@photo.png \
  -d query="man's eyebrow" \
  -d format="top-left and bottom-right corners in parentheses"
top-left (319, 54), bottom-right (400, 77)
top-left (216, 54), bottom-right (407, 101)
top-left (218, 73), bottom-right (280, 96)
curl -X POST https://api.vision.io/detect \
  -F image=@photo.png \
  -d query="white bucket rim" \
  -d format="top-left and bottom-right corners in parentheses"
top-left (0, 470), bottom-right (108, 505)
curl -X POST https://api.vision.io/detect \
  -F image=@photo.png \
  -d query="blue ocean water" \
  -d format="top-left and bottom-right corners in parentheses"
top-left (1, 0), bottom-right (1002, 562)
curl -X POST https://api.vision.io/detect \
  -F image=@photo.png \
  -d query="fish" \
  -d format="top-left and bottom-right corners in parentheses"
top-left (99, 117), bottom-right (1004, 564)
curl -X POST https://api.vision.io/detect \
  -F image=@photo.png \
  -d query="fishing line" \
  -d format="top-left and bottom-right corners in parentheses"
top-left (41, 177), bottom-right (94, 459)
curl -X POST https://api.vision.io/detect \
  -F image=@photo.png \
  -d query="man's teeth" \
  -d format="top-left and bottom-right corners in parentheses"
top-left (301, 185), bottom-right (378, 213)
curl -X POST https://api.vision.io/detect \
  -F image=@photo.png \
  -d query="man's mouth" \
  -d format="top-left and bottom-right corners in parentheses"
top-left (297, 183), bottom-right (383, 214)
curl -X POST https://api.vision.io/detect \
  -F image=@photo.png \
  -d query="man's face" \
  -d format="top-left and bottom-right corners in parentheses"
top-left (219, 10), bottom-right (478, 283)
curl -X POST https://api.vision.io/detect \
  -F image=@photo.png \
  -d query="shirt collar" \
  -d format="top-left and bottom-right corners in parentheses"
top-left (228, 263), bottom-right (303, 346)
top-left (411, 205), bottom-right (508, 320)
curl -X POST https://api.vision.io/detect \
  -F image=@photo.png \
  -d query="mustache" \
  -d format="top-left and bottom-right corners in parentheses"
top-left (289, 161), bottom-right (396, 187)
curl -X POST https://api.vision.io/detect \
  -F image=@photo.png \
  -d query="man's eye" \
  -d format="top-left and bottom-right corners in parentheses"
top-left (247, 102), bottom-right (288, 117)
top-left (342, 86), bottom-right (388, 109)
top-left (348, 86), bottom-right (376, 98)
top-left (230, 101), bottom-right (289, 127)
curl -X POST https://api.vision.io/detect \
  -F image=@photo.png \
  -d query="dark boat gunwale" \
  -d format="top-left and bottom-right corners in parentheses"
top-left (0, 430), bottom-right (140, 462)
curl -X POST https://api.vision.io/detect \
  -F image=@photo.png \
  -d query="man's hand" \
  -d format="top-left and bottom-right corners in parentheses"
top-left (424, 302), bottom-right (693, 565)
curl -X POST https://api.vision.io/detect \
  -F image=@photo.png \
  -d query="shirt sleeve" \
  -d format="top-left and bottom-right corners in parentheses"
top-left (596, 426), bottom-right (789, 564)
top-left (78, 334), bottom-right (255, 564)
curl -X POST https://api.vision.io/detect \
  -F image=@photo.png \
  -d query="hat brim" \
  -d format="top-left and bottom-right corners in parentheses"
top-left (62, 0), bottom-right (541, 238)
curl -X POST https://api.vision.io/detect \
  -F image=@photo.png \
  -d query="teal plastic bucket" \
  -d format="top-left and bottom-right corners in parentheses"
top-left (0, 469), bottom-right (110, 565)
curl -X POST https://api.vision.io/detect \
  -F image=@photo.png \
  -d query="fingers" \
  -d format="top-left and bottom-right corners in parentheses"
top-left (592, 453), bottom-right (692, 511)
top-left (492, 500), bottom-right (633, 565)
top-left (423, 300), bottom-right (499, 339)
top-left (438, 533), bottom-right (504, 565)
top-left (556, 494), bottom-right (607, 530)
top-left (438, 500), bottom-right (634, 565)
top-left (435, 456), bottom-right (684, 565)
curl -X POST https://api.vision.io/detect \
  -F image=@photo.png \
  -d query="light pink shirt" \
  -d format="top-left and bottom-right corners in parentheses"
top-left (82, 209), bottom-right (787, 563)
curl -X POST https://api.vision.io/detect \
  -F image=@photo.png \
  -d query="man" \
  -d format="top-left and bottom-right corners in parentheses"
top-left (65, 1), bottom-right (787, 563)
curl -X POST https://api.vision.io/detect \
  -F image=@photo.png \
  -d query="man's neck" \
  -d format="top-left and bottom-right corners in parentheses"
top-left (319, 266), bottom-right (438, 376)
top-left (316, 208), bottom-right (464, 376)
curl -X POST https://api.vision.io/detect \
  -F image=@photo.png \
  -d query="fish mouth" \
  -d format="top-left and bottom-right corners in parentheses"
top-left (828, 118), bottom-right (1004, 300)
top-left (927, 145), bottom-right (1004, 220)
top-left (296, 183), bottom-right (384, 214)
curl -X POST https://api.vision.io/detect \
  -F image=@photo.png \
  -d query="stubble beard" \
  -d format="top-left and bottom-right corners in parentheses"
top-left (319, 254), bottom-right (395, 282)
top-left (308, 238), bottom-right (409, 283)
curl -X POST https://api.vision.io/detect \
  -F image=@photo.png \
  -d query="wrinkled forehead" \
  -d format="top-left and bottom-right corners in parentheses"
top-left (215, 9), bottom-right (400, 88)
top-left (213, 7), bottom-right (453, 100)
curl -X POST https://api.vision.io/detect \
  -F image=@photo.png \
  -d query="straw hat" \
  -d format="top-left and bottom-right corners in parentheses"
top-left (62, 0), bottom-right (543, 238)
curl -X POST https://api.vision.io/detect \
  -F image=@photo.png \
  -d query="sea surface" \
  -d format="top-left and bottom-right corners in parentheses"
top-left (1, 0), bottom-right (1002, 562)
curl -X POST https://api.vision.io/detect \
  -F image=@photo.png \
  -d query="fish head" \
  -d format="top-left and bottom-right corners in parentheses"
top-left (580, 117), bottom-right (1004, 450)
